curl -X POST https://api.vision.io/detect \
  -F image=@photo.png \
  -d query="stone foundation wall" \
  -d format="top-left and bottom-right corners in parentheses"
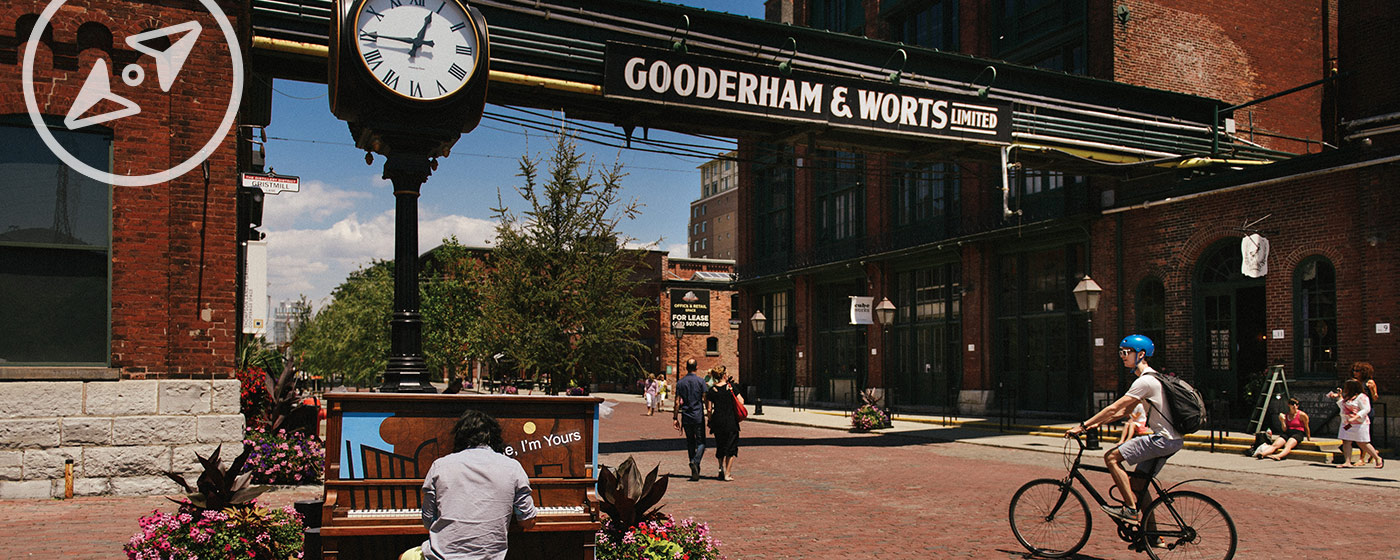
top-left (0, 379), bottom-right (244, 499)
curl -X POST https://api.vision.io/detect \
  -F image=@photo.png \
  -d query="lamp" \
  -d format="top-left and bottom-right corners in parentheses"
top-left (874, 297), bottom-right (897, 412)
top-left (1073, 275), bottom-right (1102, 313)
top-left (750, 310), bottom-right (767, 335)
top-left (1072, 275), bottom-right (1103, 448)
top-left (750, 310), bottom-right (767, 415)
top-left (874, 297), bottom-right (896, 325)
top-left (671, 320), bottom-right (686, 386)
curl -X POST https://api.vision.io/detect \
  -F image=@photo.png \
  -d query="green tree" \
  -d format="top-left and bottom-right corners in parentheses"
top-left (421, 236), bottom-right (486, 386)
top-left (291, 261), bottom-right (393, 387)
top-left (474, 133), bottom-right (654, 393)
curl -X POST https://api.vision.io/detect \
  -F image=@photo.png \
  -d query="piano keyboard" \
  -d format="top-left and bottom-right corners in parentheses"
top-left (346, 505), bottom-right (585, 519)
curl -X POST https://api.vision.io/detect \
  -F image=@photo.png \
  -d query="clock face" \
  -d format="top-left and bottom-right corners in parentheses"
top-left (353, 0), bottom-right (480, 101)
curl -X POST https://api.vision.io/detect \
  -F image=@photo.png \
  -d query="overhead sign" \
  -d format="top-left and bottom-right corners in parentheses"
top-left (670, 289), bottom-right (711, 334)
top-left (240, 172), bottom-right (300, 194)
top-left (604, 43), bottom-right (1012, 145)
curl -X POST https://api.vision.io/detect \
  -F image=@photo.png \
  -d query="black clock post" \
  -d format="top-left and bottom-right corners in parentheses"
top-left (329, 0), bottom-right (490, 393)
top-left (379, 146), bottom-right (436, 393)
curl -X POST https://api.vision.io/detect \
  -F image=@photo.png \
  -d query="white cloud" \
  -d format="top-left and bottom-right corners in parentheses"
top-left (665, 242), bottom-right (688, 258)
top-left (261, 179), bottom-right (375, 230)
top-left (263, 209), bottom-right (497, 309)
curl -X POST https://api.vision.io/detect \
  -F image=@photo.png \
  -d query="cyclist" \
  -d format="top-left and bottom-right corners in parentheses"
top-left (1065, 334), bottom-right (1183, 524)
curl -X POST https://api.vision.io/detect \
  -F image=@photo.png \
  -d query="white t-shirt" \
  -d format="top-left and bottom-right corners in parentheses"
top-left (1125, 371), bottom-right (1182, 441)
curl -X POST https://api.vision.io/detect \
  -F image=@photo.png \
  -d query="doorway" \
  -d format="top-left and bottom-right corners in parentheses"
top-left (1195, 240), bottom-right (1267, 417)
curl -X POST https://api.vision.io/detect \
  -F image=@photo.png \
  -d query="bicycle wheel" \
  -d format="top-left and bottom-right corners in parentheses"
top-left (1009, 478), bottom-right (1092, 558)
top-left (1141, 490), bottom-right (1237, 560)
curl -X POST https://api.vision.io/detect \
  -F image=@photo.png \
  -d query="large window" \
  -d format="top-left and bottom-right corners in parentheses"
top-left (889, 263), bottom-right (962, 407)
top-left (887, 0), bottom-right (959, 51)
top-left (1295, 258), bottom-right (1337, 378)
top-left (1, 117), bottom-right (111, 365)
top-left (1007, 168), bottom-right (1087, 221)
top-left (812, 0), bottom-right (864, 33)
top-left (892, 161), bottom-right (958, 229)
top-left (995, 244), bottom-right (1088, 414)
top-left (813, 150), bottom-right (865, 244)
top-left (749, 144), bottom-right (794, 277)
top-left (1135, 278), bottom-right (1166, 354)
top-left (995, 0), bottom-right (1086, 75)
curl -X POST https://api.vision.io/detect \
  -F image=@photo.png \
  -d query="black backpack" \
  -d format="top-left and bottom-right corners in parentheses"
top-left (1147, 372), bottom-right (1208, 435)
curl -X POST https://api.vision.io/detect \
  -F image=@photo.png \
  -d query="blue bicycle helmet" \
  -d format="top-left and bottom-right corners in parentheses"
top-left (1120, 334), bottom-right (1154, 357)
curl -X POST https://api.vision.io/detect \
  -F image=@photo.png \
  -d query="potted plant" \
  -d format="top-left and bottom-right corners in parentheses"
top-left (125, 445), bottom-right (304, 559)
top-left (594, 457), bottom-right (725, 560)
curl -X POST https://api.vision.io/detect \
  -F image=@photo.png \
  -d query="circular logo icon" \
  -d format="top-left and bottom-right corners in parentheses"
top-left (21, 0), bottom-right (243, 187)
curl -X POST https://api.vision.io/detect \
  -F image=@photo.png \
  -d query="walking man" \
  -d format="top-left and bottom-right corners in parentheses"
top-left (1065, 335), bottom-right (1183, 523)
top-left (673, 358), bottom-right (707, 481)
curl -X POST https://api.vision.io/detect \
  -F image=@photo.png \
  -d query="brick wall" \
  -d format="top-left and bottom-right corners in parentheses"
top-left (1111, 0), bottom-right (1328, 153)
top-left (1106, 162), bottom-right (1399, 392)
top-left (2, 0), bottom-right (242, 380)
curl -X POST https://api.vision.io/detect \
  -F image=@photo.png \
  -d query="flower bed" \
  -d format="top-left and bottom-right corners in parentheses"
top-left (243, 427), bottom-right (325, 485)
top-left (596, 514), bottom-right (724, 560)
top-left (237, 367), bottom-right (272, 427)
top-left (125, 503), bottom-right (304, 560)
top-left (851, 404), bottom-right (892, 432)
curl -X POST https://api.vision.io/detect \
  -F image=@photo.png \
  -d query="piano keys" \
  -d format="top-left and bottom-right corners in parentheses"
top-left (320, 392), bottom-right (604, 560)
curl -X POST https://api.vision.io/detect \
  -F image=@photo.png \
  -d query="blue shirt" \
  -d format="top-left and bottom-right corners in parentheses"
top-left (676, 372), bottom-right (707, 425)
top-left (420, 446), bottom-right (536, 560)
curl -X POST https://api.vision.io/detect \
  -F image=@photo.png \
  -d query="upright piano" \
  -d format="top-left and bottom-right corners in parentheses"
top-left (321, 392), bottom-right (603, 560)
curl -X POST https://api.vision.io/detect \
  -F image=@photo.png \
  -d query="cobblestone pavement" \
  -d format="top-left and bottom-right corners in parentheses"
top-left (600, 399), bottom-right (1400, 560)
top-left (5, 396), bottom-right (1399, 559)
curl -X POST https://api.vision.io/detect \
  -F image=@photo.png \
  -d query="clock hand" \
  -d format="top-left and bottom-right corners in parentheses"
top-left (367, 33), bottom-right (426, 45)
top-left (408, 12), bottom-right (432, 58)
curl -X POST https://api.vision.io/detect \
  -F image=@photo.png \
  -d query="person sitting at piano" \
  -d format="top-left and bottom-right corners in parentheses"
top-left (402, 409), bottom-right (536, 560)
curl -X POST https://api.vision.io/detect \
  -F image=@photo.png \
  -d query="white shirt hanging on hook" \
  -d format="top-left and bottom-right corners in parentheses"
top-left (1241, 233), bottom-right (1269, 278)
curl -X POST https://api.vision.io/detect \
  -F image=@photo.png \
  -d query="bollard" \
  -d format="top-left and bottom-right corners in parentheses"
top-left (64, 459), bottom-right (74, 498)
top-left (295, 499), bottom-right (324, 560)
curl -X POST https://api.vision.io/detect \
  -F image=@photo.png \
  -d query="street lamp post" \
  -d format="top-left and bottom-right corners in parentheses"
top-left (670, 320), bottom-right (686, 388)
top-left (749, 309), bottom-right (767, 415)
top-left (1073, 275), bottom-right (1104, 449)
top-left (874, 297), bottom-right (896, 411)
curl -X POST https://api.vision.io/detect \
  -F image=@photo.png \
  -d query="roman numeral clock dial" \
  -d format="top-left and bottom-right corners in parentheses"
top-left (353, 0), bottom-right (480, 101)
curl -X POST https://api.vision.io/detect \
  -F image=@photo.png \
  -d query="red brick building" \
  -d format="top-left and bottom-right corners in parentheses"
top-left (740, 0), bottom-right (1398, 429)
top-left (0, 0), bottom-right (248, 497)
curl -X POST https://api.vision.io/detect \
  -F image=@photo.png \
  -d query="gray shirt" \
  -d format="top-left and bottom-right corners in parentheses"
top-left (420, 446), bottom-right (536, 560)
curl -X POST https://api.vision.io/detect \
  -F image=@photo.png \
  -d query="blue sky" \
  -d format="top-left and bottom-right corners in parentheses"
top-left (261, 0), bottom-right (763, 309)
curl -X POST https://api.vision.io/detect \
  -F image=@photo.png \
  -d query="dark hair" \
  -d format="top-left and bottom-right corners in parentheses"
top-left (1342, 378), bottom-right (1363, 400)
top-left (452, 409), bottom-right (504, 453)
top-left (685, 358), bottom-right (698, 372)
top-left (1287, 398), bottom-right (1299, 406)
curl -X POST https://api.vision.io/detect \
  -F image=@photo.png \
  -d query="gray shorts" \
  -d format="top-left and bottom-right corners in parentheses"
top-left (1117, 433), bottom-right (1183, 476)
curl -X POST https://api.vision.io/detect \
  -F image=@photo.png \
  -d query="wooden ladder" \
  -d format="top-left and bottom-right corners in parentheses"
top-left (1248, 365), bottom-right (1291, 434)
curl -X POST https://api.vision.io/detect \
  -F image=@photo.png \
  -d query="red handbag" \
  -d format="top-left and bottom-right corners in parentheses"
top-left (732, 387), bottom-right (748, 421)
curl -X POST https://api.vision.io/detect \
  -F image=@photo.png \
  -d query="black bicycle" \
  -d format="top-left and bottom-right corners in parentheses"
top-left (1008, 433), bottom-right (1237, 559)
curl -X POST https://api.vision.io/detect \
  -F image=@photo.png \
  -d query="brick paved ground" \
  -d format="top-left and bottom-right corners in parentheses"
top-left (4, 397), bottom-right (1398, 559)
top-left (600, 400), bottom-right (1400, 560)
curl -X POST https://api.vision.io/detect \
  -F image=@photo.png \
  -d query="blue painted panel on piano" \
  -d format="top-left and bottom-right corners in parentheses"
top-left (341, 411), bottom-right (394, 480)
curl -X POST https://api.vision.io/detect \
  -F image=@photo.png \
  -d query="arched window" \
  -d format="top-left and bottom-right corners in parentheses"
top-left (1135, 278), bottom-right (1166, 353)
top-left (1294, 257), bottom-right (1337, 378)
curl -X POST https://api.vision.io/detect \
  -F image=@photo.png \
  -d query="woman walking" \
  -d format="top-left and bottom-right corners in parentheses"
top-left (643, 374), bottom-right (660, 416)
top-left (1330, 379), bottom-right (1383, 468)
top-left (1352, 362), bottom-right (1381, 465)
top-left (705, 373), bottom-right (744, 481)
